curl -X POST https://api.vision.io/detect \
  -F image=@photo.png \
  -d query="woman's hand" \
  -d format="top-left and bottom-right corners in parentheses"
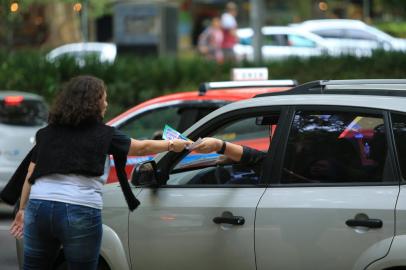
top-left (193, 137), bottom-right (223, 153)
top-left (10, 209), bottom-right (24, 239)
top-left (171, 139), bottom-right (192, 152)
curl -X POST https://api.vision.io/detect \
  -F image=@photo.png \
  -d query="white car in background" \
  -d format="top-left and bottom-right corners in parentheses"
top-left (234, 26), bottom-right (342, 61)
top-left (0, 91), bottom-right (47, 193)
top-left (292, 19), bottom-right (406, 55)
top-left (46, 42), bottom-right (117, 66)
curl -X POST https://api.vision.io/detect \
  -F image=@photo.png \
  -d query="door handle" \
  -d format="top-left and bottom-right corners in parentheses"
top-left (213, 216), bottom-right (245, 225)
top-left (345, 218), bottom-right (383, 228)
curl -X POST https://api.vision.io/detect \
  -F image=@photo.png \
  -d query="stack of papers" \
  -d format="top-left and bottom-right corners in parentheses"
top-left (162, 125), bottom-right (202, 150)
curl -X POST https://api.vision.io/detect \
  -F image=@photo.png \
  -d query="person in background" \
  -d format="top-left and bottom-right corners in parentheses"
top-left (197, 16), bottom-right (224, 63)
top-left (221, 2), bottom-right (238, 61)
top-left (9, 75), bottom-right (190, 270)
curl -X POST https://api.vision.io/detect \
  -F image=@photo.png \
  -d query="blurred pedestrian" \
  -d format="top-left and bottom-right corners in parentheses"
top-left (197, 16), bottom-right (224, 63)
top-left (9, 75), bottom-right (190, 269)
top-left (221, 2), bottom-right (239, 61)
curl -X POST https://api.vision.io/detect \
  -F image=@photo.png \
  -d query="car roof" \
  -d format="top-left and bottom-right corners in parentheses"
top-left (236, 26), bottom-right (329, 45)
top-left (255, 79), bottom-right (406, 98)
top-left (107, 85), bottom-right (292, 125)
top-left (47, 42), bottom-right (117, 58)
top-left (297, 19), bottom-right (367, 27)
top-left (237, 26), bottom-right (325, 36)
top-left (0, 91), bottom-right (44, 101)
top-left (50, 42), bottom-right (116, 51)
top-left (294, 19), bottom-right (393, 40)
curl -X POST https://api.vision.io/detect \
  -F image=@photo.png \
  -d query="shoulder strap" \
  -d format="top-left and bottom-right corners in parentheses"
top-left (112, 153), bottom-right (140, 211)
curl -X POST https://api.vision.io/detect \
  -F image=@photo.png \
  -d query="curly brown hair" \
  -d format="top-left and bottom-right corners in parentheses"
top-left (48, 75), bottom-right (106, 126)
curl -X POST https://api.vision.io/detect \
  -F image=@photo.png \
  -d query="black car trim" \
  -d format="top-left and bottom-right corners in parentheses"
top-left (262, 106), bottom-right (294, 185)
top-left (388, 111), bottom-right (406, 182)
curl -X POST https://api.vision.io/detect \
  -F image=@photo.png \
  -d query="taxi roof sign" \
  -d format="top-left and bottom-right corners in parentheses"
top-left (198, 80), bottom-right (298, 95)
top-left (231, 68), bottom-right (268, 81)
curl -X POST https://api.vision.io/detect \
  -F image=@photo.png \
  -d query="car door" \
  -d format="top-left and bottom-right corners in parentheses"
top-left (256, 106), bottom-right (399, 270)
top-left (128, 108), bottom-right (284, 270)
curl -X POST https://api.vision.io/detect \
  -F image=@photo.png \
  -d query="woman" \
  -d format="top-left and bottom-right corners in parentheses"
top-left (9, 75), bottom-right (190, 269)
top-left (197, 17), bottom-right (224, 63)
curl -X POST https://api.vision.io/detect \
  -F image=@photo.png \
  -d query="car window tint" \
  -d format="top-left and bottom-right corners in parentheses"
top-left (0, 99), bottom-right (47, 126)
top-left (119, 107), bottom-right (180, 140)
top-left (239, 36), bottom-right (252, 45)
top-left (281, 110), bottom-right (387, 184)
top-left (343, 29), bottom-right (377, 41)
top-left (288, 34), bottom-right (316, 47)
top-left (168, 114), bottom-right (277, 186)
top-left (312, 29), bottom-right (344, 38)
top-left (391, 113), bottom-right (406, 180)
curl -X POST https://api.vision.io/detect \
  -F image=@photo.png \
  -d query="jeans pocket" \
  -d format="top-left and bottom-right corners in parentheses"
top-left (67, 204), bottom-right (100, 230)
top-left (24, 199), bottom-right (42, 226)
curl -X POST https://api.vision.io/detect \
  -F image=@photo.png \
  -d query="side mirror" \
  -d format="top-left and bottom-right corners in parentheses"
top-left (131, 160), bottom-right (158, 187)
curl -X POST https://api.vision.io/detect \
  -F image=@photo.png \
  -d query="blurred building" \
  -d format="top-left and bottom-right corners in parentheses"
top-left (0, 0), bottom-right (402, 51)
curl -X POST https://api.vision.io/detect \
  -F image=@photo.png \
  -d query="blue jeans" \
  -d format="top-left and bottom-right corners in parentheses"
top-left (23, 199), bottom-right (102, 270)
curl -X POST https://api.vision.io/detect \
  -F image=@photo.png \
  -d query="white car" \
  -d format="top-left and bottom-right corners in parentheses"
top-left (0, 91), bottom-right (47, 193)
top-left (82, 80), bottom-right (406, 269)
top-left (46, 42), bottom-right (117, 66)
top-left (293, 19), bottom-right (406, 56)
top-left (15, 80), bottom-right (406, 270)
top-left (234, 26), bottom-right (341, 61)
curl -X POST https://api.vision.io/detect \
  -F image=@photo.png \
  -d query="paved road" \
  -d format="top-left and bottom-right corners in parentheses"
top-left (0, 204), bottom-right (19, 270)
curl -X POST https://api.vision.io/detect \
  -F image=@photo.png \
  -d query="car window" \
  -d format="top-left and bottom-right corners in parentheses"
top-left (288, 34), bottom-right (316, 47)
top-left (281, 110), bottom-right (387, 184)
top-left (239, 36), bottom-right (252, 45)
top-left (391, 113), bottom-right (406, 180)
top-left (312, 29), bottom-right (344, 39)
top-left (119, 106), bottom-right (181, 140)
top-left (343, 29), bottom-right (378, 41)
top-left (0, 98), bottom-right (47, 126)
top-left (167, 114), bottom-right (279, 186)
top-left (264, 34), bottom-right (288, 46)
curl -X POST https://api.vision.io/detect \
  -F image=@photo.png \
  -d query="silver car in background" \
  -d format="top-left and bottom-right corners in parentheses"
top-left (234, 26), bottom-right (344, 61)
top-left (46, 42), bottom-right (117, 67)
top-left (0, 91), bottom-right (47, 193)
top-left (292, 19), bottom-right (406, 56)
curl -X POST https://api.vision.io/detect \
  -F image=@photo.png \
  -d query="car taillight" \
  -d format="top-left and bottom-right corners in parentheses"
top-left (4, 96), bottom-right (24, 106)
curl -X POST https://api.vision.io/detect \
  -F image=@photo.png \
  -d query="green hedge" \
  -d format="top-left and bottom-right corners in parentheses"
top-left (375, 22), bottom-right (406, 38)
top-left (1, 50), bottom-right (406, 120)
